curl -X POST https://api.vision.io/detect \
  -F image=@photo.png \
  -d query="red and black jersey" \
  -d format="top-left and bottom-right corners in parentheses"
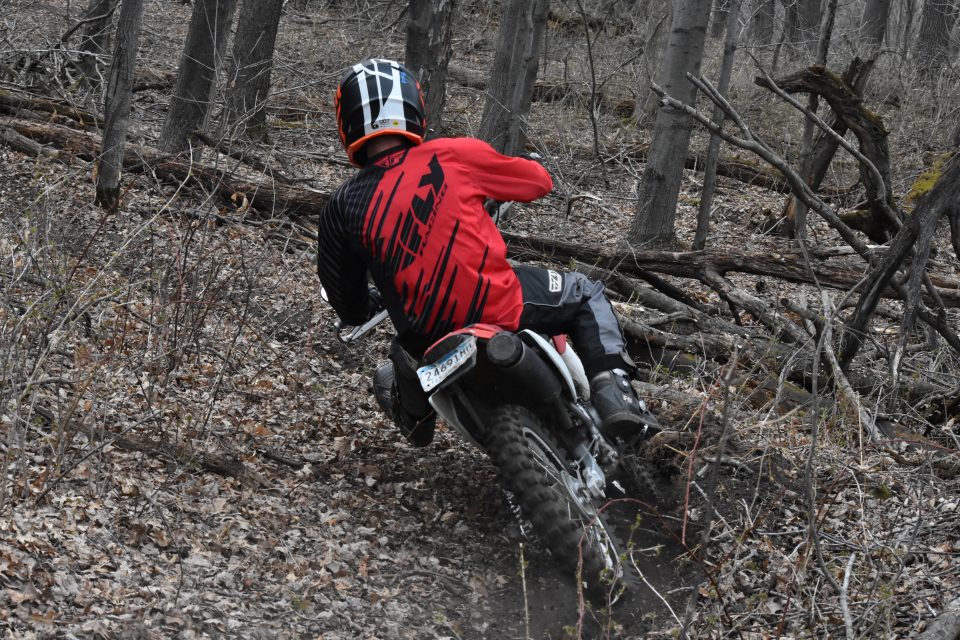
top-left (318, 137), bottom-right (553, 352)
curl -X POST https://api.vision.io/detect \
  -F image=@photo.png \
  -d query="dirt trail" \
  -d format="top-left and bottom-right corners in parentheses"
top-left (472, 499), bottom-right (696, 639)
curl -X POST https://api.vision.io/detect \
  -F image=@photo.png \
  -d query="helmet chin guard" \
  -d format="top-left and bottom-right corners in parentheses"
top-left (335, 58), bottom-right (427, 165)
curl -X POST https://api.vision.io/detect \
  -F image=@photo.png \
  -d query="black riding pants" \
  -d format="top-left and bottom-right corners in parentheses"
top-left (513, 265), bottom-right (632, 379)
top-left (391, 265), bottom-right (633, 421)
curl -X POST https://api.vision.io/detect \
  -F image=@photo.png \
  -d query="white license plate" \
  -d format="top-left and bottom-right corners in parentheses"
top-left (417, 337), bottom-right (478, 392)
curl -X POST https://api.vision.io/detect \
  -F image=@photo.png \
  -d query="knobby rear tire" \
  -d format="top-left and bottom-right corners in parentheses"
top-left (618, 449), bottom-right (664, 507)
top-left (484, 404), bottom-right (634, 605)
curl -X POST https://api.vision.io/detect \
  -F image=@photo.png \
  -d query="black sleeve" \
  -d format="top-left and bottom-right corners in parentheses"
top-left (317, 188), bottom-right (370, 325)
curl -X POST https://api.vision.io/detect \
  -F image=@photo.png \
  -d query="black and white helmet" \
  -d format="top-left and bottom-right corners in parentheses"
top-left (335, 58), bottom-right (427, 165)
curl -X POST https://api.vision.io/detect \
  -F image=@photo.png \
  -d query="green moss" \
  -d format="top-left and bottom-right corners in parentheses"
top-left (270, 118), bottom-right (323, 130)
top-left (822, 68), bottom-right (844, 84)
top-left (906, 152), bottom-right (955, 204)
top-left (863, 107), bottom-right (888, 131)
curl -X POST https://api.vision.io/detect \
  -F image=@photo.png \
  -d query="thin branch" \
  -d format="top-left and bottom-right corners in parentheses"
top-left (841, 552), bottom-right (857, 639)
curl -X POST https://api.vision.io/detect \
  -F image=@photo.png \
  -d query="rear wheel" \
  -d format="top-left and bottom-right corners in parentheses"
top-left (617, 449), bottom-right (663, 507)
top-left (614, 407), bottom-right (664, 506)
top-left (485, 404), bottom-right (634, 604)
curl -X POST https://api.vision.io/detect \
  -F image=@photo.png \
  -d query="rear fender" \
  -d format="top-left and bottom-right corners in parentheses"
top-left (423, 324), bottom-right (502, 361)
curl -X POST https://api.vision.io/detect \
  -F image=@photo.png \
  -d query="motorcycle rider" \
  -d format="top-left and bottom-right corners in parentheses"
top-left (318, 58), bottom-right (648, 447)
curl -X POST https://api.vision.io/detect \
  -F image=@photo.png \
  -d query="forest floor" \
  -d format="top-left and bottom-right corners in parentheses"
top-left (2, 1), bottom-right (960, 639)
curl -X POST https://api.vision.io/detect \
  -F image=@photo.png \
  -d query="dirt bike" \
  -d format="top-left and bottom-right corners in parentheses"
top-left (325, 290), bottom-right (663, 604)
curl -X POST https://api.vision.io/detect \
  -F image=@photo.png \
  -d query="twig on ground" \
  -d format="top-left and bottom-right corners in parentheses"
top-left (841, 552), bottom-right (857, 639)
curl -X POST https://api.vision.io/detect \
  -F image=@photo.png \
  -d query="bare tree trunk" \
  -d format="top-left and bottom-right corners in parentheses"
top-left (749, 0), bottom-right (775, 46)
top-left (695, 0), bottom-right (743, 249)
top-left (576, 0), bottom-right (603, 156)
top-left (405, 0), bottom-right (456, 139)
top-left (785, 0), bottom-right (821, 50)
top-left (634, 5), bottom-right (669, 125)
top-left (77, 0), bottom-right (116, 86)
top-left (160, 0), bottom-right (238, 153)
top-left (95, 0), bottom-right (144, 212)
top-left (899, 0), bottom-right (918, 59)
top-left (518, 0), bottom-right (550, 123)
top-left (791, 0), bottom-right (838, 239)
top-left (478, 0), bottom-right (524, 153)
top-left (860, 0), bottom-right (893, 54)
top-left (223, 0), bottom-right (283, 142)
top-left (711, 0), bottom-right (729, 38)
top-left (629, 0), bottom-right (711, 249)
top-left (478, 0), bottom-right (548, 155)
top-left (915, 0), bottom-right (959, 74)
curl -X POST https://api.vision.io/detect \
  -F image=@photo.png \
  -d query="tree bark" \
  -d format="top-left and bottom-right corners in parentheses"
top-left (898, 0), bottom-right (918, 59)
top-left (223, 0), bottom-right (284, 142)
top-left (629, 0), bottom-right (711, 248)
top-left (634, 5), bottom-right (669, 125)
top-left (860, 0), bottom-right (893, 55)
top-left (710, 0), bottom-right (730, 38)
top-left (915, 0), bottom-right (959, 74)
top-left (519, 0), bottom-right (551, 121)
top-left (160, 0), bottom-right (238, 153)
top-left (405, 0), bottom-right (456, 139)
top-left (76, 0), bottom-right (116, 86)
top-left (694, 0), bottom-right (743, 249)
top-left (478, 0), bottom-right (549, 154)
top-left (748, 0), bottom-right (775, 46)
top-left (790, 0), bottom-right (838, 239)
top-left (95, 0), bottom-right (144, 212)
top-left (784, 0), bottom-right (821, 50)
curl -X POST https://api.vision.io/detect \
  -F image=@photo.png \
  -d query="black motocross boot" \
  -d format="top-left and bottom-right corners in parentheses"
top-left (372, 362), bottom-right (436, 447)
top-left (590, 368), bottom-right (645, 441)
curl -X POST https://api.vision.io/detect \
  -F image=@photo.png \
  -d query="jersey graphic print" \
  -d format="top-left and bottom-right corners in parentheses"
top-left (362, 153), bottom-right (494, 343)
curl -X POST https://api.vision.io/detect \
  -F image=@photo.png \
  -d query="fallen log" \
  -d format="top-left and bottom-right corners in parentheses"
top-left (447, 63), bottom-right (633, 116)
top-left (0, 87), bottom-right (101, 126)
top-left (503, 232), bottom-right (960, 308)
top-left (87, 425), bottom-right (269, 489)
top-left (1, 125), bottom-right (78, 162)
top-left (0, 116), bottom-right (329, 217)
top-left (134, 66), bottom-right (176, 92)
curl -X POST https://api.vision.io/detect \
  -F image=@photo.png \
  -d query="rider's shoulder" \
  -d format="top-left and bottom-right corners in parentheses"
top-left (419, 137), bottom-right (497, 160)
top-left (419, 137), bottom-right (490, 150)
